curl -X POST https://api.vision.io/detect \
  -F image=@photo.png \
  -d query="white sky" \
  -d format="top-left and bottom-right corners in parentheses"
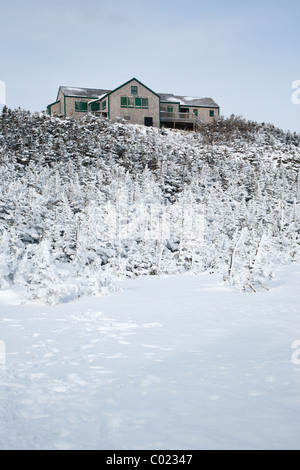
top-left (1, 0), bottom-right (300, 132)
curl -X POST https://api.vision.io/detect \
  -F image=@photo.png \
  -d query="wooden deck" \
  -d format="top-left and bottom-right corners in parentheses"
top-left (160, 111), bottom-right (203, 130)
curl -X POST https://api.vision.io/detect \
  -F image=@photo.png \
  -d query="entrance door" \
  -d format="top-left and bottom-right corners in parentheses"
top-left (144, 117), bottom-right (153, 127)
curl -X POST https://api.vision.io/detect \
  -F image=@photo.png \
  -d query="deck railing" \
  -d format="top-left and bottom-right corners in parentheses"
top-left (160, 111), bottom-right (204, 128)
top-left (160, 111), bottom-right (194, 121)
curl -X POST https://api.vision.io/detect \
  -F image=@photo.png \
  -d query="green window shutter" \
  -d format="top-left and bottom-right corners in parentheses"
top-left (128, 97), bottom-right (134, 108)
top-left (75, 101), bottom-right (88, 111)
top-left (135, 97), bottom-right (142, 108)
top-left (91, 102), bottom-right (100, 111)
top-left (102, 100), bottom-right (106, 110)
top-left (167, 106), bottom-right (173, 113)
top-left (142, 98), bottom-right (148, 108)
top-left (209, 110), bottom-right (214, 117)
top-left (193, 109), bottom-right (198, 116)
top-left (121, 96), bottom-right (128, 108)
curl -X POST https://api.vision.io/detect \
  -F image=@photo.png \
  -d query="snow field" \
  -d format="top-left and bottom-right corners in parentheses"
top-left (0, 264), bottom-right (300, 450)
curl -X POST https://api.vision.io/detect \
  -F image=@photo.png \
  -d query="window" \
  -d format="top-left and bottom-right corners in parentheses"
top-left (193, 109), bottom-right (198, 116)
top-left (75, 101), bottom-right (88, 112)
top-left (128, 97), bottom-right (134, 108)
top-left (102, 100), bottom-right (106, 110)
top-left (209, 109), bottom-right (215, 117)
top-left (131, 86), bottom-right (138, 95)
top-left (121, 96), bottom-right (148, 109)
top-left (91, 102), bottom-right (100, 112)
top-left (142, 98), bottom-right (148, 109)
top-left (167, 106), bottom-right (173, 113)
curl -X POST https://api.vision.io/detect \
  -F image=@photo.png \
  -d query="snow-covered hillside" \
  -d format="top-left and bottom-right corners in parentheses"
top-left (0, 108), bottom-right (300, 301)
top-left (1, 108), bottom-right (300, 450)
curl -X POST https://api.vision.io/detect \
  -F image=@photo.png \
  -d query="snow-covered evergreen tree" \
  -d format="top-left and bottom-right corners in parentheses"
top-left (0, 107), bottom-right (300, 302)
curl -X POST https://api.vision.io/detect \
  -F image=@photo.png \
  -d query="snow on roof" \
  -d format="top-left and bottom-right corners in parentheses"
top-left (60, 86), bottom-right (112, 98)
top-left (159, 93), bottom-right (219, 108)
top-left (59, 86), bottom-right (219, 107)
top-left (88, 95), bottom-right (107, 104)
top-left (163, 95), bottom-right (186, 105)
top-left (183, 96), bottom-right (204, 102)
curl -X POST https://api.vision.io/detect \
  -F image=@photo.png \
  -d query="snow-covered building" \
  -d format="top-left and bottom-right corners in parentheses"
top-left (47, 78), bottom-right (219, 129)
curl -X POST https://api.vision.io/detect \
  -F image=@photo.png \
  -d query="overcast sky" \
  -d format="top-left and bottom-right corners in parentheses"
top-left (1, 0), bottom-right (300, 132)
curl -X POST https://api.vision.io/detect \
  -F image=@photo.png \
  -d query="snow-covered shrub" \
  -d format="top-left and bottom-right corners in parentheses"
top-left (0, 108), bottom-right (300, 301)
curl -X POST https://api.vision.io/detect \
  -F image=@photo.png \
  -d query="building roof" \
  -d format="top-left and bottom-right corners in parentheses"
top-left (158, 93), bottom-right (219, 108)
top-left (58, 85), bottom-right (219, 108)
top-left (60, 86), bottom-right (112, 98)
